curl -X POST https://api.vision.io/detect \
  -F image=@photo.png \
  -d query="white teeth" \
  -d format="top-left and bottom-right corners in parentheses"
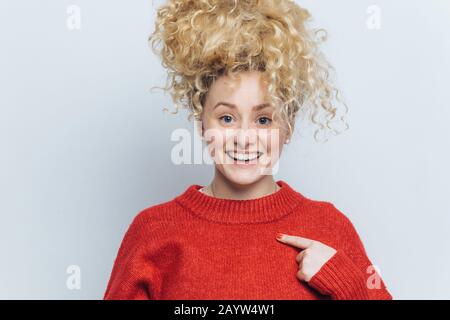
top-left (226, 151), bottom-right (262, 161)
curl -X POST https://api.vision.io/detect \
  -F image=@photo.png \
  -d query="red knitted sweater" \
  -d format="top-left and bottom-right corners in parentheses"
top-left (103, 180), bottom-right (393, 300)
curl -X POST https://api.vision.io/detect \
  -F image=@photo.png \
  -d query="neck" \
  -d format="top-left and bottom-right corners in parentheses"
top-left (175, 179), bottom-right (305, 224)
top-left (206, 168), bottom-right (279, 200)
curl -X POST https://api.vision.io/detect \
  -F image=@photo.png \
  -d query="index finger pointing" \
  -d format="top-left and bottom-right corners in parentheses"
top-left (276, 233), bottom-right (314, 249)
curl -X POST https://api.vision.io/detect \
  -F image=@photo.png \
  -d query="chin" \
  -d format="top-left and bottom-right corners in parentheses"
top-left (220, 166), bottom-right (265, 186)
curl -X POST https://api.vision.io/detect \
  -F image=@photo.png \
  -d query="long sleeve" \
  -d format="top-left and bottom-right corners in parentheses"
top-left (103, 214), bottom-right (162, 300)
top-left (307, 206), bottom-right (393, 300)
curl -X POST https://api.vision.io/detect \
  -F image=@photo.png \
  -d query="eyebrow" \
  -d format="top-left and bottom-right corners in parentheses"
top-left (213, 102), bottom-right (272, 111)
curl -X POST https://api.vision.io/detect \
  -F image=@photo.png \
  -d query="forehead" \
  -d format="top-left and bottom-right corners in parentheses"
top-left (208, 71), bottom-right (269, 108)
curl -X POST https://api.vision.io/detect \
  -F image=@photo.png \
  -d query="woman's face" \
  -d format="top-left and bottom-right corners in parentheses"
top-left (201, 70), bottom-right (289, 185)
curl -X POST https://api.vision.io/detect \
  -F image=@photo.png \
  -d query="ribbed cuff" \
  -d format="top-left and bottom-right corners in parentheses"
top-left (307, 250), bottom-right (370, 300)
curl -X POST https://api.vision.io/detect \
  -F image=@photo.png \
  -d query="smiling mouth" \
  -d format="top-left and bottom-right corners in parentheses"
top-left (225, 151), bottom-right (263, 163)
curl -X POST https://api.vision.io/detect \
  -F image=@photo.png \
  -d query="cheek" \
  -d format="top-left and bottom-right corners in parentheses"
top-left (258, 130), bottom-right (284, 154)
top-left (204, 129), bottom-right (228, 162)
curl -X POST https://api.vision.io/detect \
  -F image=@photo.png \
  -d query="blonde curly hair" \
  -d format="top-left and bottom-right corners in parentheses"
top-left (148, 0), bottom-right (349, 142)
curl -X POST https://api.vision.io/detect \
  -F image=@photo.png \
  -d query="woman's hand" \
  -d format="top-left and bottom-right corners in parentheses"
top-left (276, 233), bottom-right (337, 282)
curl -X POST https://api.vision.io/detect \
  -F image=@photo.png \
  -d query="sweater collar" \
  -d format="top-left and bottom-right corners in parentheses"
top-left (174, 180), bottom-right (306, 224)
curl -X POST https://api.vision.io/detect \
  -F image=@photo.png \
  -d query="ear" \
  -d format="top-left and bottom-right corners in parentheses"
top-left (285, 127), bottom-right (293, 144)
top-left (285, 134), bottom-right (292, 145)
top-left (195, 119), bottom-right (204, 139)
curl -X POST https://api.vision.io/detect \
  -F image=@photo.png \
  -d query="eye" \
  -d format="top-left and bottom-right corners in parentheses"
top-left (257, 116), bottom-right (272, 125)
top-left (219, 115), bottom-right (234, 124)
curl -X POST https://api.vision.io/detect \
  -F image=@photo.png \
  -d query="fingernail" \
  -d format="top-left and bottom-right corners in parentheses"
top-left (276, 233), bottom-right (285, 240)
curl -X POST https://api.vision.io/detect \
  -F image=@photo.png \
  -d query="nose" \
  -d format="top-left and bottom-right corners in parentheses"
top-left (234, 126), bottom-right (258, 151)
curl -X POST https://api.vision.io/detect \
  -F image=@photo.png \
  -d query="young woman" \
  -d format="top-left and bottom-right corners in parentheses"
top-left (104, 0), bottom-right (392, 300)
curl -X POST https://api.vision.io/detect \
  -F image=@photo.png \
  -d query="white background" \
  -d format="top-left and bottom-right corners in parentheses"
top-left (0, 0), bottom-right (449, 299)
